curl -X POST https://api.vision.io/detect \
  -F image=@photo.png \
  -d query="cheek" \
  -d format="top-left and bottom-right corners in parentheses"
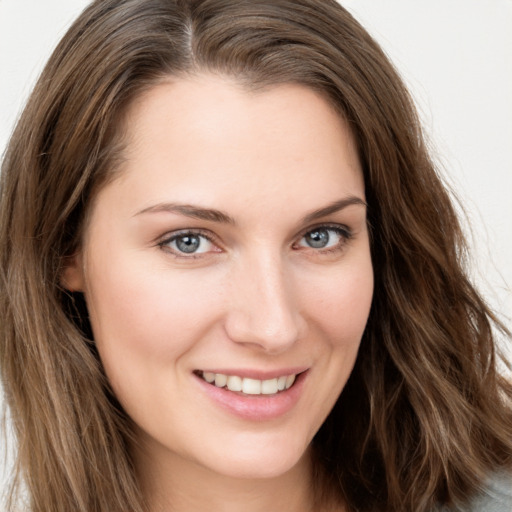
top-left (83, 254), bottom-right (225, 389)
top-left (294, 256), bottom-right (373, 435)
top-left (300, 259), bottom-right (374, 347)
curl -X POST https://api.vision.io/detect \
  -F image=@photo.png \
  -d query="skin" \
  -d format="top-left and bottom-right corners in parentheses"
top-left (63, 74), bottom-right (374, 512)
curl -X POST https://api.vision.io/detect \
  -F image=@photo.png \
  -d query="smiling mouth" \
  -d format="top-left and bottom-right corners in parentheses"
top-left (194, 370), bottom-right (299, 396)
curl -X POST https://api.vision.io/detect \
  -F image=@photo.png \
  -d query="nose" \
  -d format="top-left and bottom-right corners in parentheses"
top-left (224, 251), bottom-right (305, 354)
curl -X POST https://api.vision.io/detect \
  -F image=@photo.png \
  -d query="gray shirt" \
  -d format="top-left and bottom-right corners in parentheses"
top-left (445, 473), bottom-right (512, 512)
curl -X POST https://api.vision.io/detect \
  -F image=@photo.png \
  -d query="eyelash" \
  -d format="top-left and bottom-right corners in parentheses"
top-left (158, 224), bottom-right (353, 259)
top-left (293, 224), bottom-right (353, 254)
top-left (158, 229), bottom-right (219, 259)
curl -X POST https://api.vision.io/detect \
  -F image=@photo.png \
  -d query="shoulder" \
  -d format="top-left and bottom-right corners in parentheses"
top-left (446, 472), bottom-right (512, 512)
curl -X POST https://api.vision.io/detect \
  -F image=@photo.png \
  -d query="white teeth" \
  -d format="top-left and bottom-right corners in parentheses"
top-left (261, 378), bottom-right (278, 394)
top-left (203, 372), bottom-right (215, 383)
top-left (242, 378), bottom-right (261, 395)
top-left (285, 374), bottom-right (296, 389)
top-left (226, 375), bottom-right (243, 392)
top-left (201, 372), bottom-right (298, 395)
top-left (214, 373), bottom-right (227, 387)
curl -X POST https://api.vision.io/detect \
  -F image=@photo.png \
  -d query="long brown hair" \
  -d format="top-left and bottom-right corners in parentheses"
top-left (1, 1), bottom-right (511, 511)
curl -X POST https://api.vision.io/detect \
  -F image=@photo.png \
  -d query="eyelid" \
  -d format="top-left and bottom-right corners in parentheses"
top-left (156, 223), bottom-right (353, 258)
top-left (293, 223), bottom-right (353, 252)
top-left (297, 222), bottom-right (352, 239)
top-left (157, 228), bottom-right (222, 257)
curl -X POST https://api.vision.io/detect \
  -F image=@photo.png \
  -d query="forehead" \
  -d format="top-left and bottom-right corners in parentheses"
top-left (94, 74), bottom-right (364, 222)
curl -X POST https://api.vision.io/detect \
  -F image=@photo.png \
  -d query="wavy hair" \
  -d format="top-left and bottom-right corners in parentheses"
top-left (1, 1), bottom-right (511, 511)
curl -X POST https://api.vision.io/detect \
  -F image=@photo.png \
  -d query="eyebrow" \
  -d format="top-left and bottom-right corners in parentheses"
top-left (135, 203), bottom-right (236, 224)
top-left (301, 196), bottom-right (367, 224)
top-left (134, 196), bottom-right (366, 225)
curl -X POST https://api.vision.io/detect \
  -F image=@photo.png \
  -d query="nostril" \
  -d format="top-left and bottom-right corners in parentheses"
top-left (223, 306), bottom-right (302, 351)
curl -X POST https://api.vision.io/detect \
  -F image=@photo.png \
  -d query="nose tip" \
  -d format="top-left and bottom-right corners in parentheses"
top-left (225, 307), bottom-right (302, 353)
top-left (224, 262), bottom-right (304, 353)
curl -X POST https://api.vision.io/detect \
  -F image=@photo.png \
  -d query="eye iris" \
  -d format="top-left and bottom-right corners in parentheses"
top-left (306, 229), bottom-right (329, 248)
top-left (176, 234), bottom-right (200, 253)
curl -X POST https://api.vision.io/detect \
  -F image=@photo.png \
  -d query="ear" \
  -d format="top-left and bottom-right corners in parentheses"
top-left (60, 253), bottom-right (85, 292)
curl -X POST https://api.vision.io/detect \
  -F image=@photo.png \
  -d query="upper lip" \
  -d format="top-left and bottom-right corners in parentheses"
top-left (194, 367), bottom-right (309, 380)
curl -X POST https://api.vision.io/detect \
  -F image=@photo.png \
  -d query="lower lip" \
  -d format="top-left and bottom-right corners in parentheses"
top-left (194, 371), bottom-right (308, 421)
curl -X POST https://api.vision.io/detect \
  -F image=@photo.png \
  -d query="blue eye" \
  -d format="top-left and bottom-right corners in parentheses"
top-left (297, 227), bottom-right (350, 250)
top-left (162, 232), bottom-right (215, 255)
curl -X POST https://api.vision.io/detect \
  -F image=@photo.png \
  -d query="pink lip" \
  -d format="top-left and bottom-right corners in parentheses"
top-left (193, 369), bottom-right (308, 421)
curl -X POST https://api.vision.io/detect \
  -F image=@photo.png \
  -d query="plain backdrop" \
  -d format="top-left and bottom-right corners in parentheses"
top-left (1, 0), bottom-right (511, 494)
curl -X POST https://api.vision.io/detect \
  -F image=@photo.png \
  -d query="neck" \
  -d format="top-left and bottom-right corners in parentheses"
top-left (135, 442), bottom-right (318, 512)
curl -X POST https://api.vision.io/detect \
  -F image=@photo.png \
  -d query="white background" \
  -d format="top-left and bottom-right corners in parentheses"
top-left (1, 0), bottom-right (511, 495)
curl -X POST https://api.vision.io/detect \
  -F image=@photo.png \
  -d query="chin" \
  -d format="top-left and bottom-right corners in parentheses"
top-left (198, 434), bottom-right (312, 480)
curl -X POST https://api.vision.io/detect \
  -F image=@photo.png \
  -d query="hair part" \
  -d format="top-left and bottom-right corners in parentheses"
top-left (1, 1), bottom-right (511, 511)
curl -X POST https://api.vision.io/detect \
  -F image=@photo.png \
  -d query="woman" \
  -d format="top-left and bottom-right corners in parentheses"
top-left (1, 1), bottom-right (511, 511)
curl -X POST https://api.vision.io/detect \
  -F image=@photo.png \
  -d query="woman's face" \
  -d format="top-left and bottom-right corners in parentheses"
top-left (64, 75), bottom-right (373, 481)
